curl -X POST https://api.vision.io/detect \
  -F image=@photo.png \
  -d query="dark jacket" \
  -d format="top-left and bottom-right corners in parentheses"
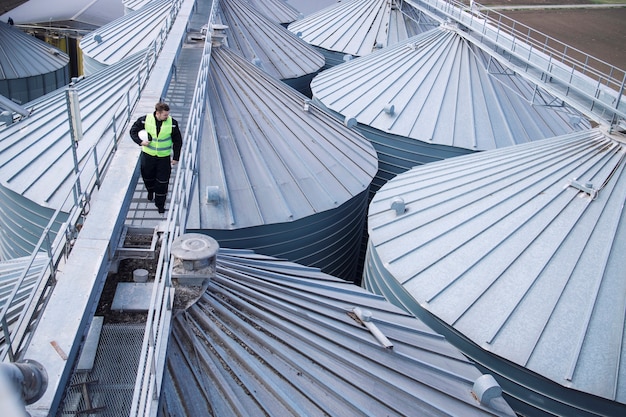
top-left (129, 112), bottom-right (183, 161)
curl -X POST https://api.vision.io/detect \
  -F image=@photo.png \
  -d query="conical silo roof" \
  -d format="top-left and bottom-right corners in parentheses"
top-left (79, 0), bottom-right (173, 75)
top-left (187, 45), bottom-right (377, 280)
top-left (287, 0), bottom-right (439, 66)
top-left (0, 22), bottom-right (69, 104)
top-left (242, 0), bottom-right (300, 25)
top-left (0, 52), bottom-right (145, 259)
top-left (162, 247), bottom-right (517, 417)
top-left (312, 25), bottom-right (590, 193)
top-left (216, 0), bottom-right (324, 88)
top-left (122, 0), bottom-right (154, 13)
top-left (363, 128), bottom-right (626, 417)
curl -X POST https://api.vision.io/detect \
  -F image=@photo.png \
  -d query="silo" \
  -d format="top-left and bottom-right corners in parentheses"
top-left (242, 0), bottom-right (300, 26)
top-left (312, 25), bottom-right (591, 196)
top-left (80, 0), bottom-right (174, 75)
top-left (0, 53), bottom-right (146, 260)
top-left (288, 0), bottom-right (438, 68)
top-left (122, 0), bottom-right (154, 14)
top-left (363, 128), bottom-right (626, 417)
top-left (0, 22), bottom-right (69, 105)
top-left (216, 0), bottom-right (325, 95)
top-left (162, 246), bottom-right (517, 417)
top-left (186, 43), bottom-right (378, 281)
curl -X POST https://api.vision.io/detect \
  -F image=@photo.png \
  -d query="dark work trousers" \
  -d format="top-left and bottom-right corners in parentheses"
top-left (141, 152), bottom-right (172, 210)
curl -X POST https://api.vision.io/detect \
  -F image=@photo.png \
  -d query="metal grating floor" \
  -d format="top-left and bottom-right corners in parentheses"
top-left (57, 324), bottom-right (145, 417)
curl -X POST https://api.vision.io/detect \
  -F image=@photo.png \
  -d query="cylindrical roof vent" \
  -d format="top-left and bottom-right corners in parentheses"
top-left (171, 234), bottom-right (219, 312)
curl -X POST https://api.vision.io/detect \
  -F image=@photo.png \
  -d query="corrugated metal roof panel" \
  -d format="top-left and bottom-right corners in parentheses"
top-left (79, 0), bottom-right (173, 72)
top-left (217, 0), bottom-right (324, 81)
top-left (312, 26), bottom-right (590, 152)
top-left (122, 0), bottom-right (154, 13)
top-left (287, 0), bottom-right (439, 58)
top-left (0, 52), bottom-right (145, 210)
top-left (0, 22), bottom-right (69, 80)
top-left (162, 248), bottom-right (517, 417)
top-left (0, 0), bottom-right (123, 28)
top-left (364, 128), bottom-right (626, 415)
top-left (242, 0), bottom-right (300, 25)
top-left (187, 45), bottom-right (377, 230)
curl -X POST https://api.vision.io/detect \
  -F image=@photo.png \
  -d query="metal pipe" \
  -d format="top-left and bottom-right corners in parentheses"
top-left (353, 307), bottom-right (394, 349)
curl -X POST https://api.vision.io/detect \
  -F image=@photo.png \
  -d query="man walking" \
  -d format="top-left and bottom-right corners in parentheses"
top-left (130, 102), bottom-right (182, 214)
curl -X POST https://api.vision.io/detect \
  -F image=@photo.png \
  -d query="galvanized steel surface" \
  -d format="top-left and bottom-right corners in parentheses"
top-left (187, 45), bottom-right (377, 230)
top-left (0, 22), bottom-right (69, 80)
top-left (0, 52), bottom-right (145, 210)
top-left (216, 0), bottom-right (324, 81)
top-left (288, 0), bottom-right (439, 58)
top-left (312, 26), bottom-right (590, 152)
top-left (0, 0), bottom-right (123, 28)
top-left (162, 248), bottom-right (516, 417)
top-left (365, 129), bottom-right (626, 409)
top-left (242, 0), bottom-right (300, 25)
top-left (80, 0), bottom-right (174, 72)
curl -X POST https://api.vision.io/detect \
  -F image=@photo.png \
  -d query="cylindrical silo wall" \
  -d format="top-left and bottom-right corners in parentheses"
top-left (0, 66), bottom-right (69, 105)
top-left (0, 184), bottom-right (67, 261)
top-left (81, 54), bottom-right (108, 77)
top-left (355, 123), bottom-right (476, 196)
top-left (282, 72), bottom-right (318, 98)
top-left (192, 190), bottom-right (370, 282)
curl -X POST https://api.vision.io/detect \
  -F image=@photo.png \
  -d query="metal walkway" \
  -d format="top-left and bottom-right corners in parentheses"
top-left (406, 0), bottom-right (626, 132)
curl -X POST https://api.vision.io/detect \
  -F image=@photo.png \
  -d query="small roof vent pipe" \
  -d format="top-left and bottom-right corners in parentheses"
top-left (472, 374), bottom-right (502, 405)
top-left (171, 234), bottom-right (219, 312)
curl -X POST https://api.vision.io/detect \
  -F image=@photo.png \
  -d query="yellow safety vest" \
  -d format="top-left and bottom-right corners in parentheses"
top-left (142, 114), bottom-right (173, 157)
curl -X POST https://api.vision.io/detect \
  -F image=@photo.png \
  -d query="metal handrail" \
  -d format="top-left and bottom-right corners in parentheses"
top-left (406, 0), bottom-right (626, 126)
top-left (0, 10), bottom-right (170, 363)
top-left (129, 0), bottom-right (219, 415)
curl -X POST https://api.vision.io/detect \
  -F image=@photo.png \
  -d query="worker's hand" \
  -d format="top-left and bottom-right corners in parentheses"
top-left (171, 160), bottom-right (178, 166)
top-left (140, 140), bottom-right (150, 146)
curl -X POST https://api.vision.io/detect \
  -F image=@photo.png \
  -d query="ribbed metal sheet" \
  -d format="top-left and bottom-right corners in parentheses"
top-left (187, 45), bottom-right (377, 280)
top-left (0, 53), bottom-right (144, 258)
top-left (216, 0), bottom-right (324, 83)
top-left (122, 0), bottom-right (154, 13)
top-left (312, 26), bottom-right (590, 151)
top-left (0, 0), bottom-right (123, 28)
top-left (0, 22), bottom-right (69, 104)
top-left (312, 25), bottom-right (590, 194)
top-left (0, 253), bottom-right (48, 344)
top-left (242, 0), bottom-right (300, 25)
top-left (363, 128), bottom-right (626, 417)
top-left (80, 0), bottom-right (174, 75)
top-left (287, 0), bottom-right (439, 63)
top-left (162, 248), bottom-right (517, 417)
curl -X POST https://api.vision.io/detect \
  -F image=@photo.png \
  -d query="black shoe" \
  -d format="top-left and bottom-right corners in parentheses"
top-left (147, 191), bottom-right (154, 201)
top-left (157, 206), bottom-right (165, 214)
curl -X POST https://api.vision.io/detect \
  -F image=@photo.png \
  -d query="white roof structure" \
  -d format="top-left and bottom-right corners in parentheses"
top-left (162, 247), bottom-right (517, 417)
top-left (288, 0), bottom-right (438, 63)
top-left (0, 0), bottom-right (123, 30)
top-left (364, 128), bottom-right (626, 417)
top-left (80, 0), bottom-right (174, 74)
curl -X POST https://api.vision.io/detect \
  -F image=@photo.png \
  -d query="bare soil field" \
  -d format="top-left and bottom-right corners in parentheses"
top-left (500, 8), bottom-right (626, 70)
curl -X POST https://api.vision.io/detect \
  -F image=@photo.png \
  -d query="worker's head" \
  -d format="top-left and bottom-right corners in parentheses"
top-left (155, 102), bottom-right (170, 121)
